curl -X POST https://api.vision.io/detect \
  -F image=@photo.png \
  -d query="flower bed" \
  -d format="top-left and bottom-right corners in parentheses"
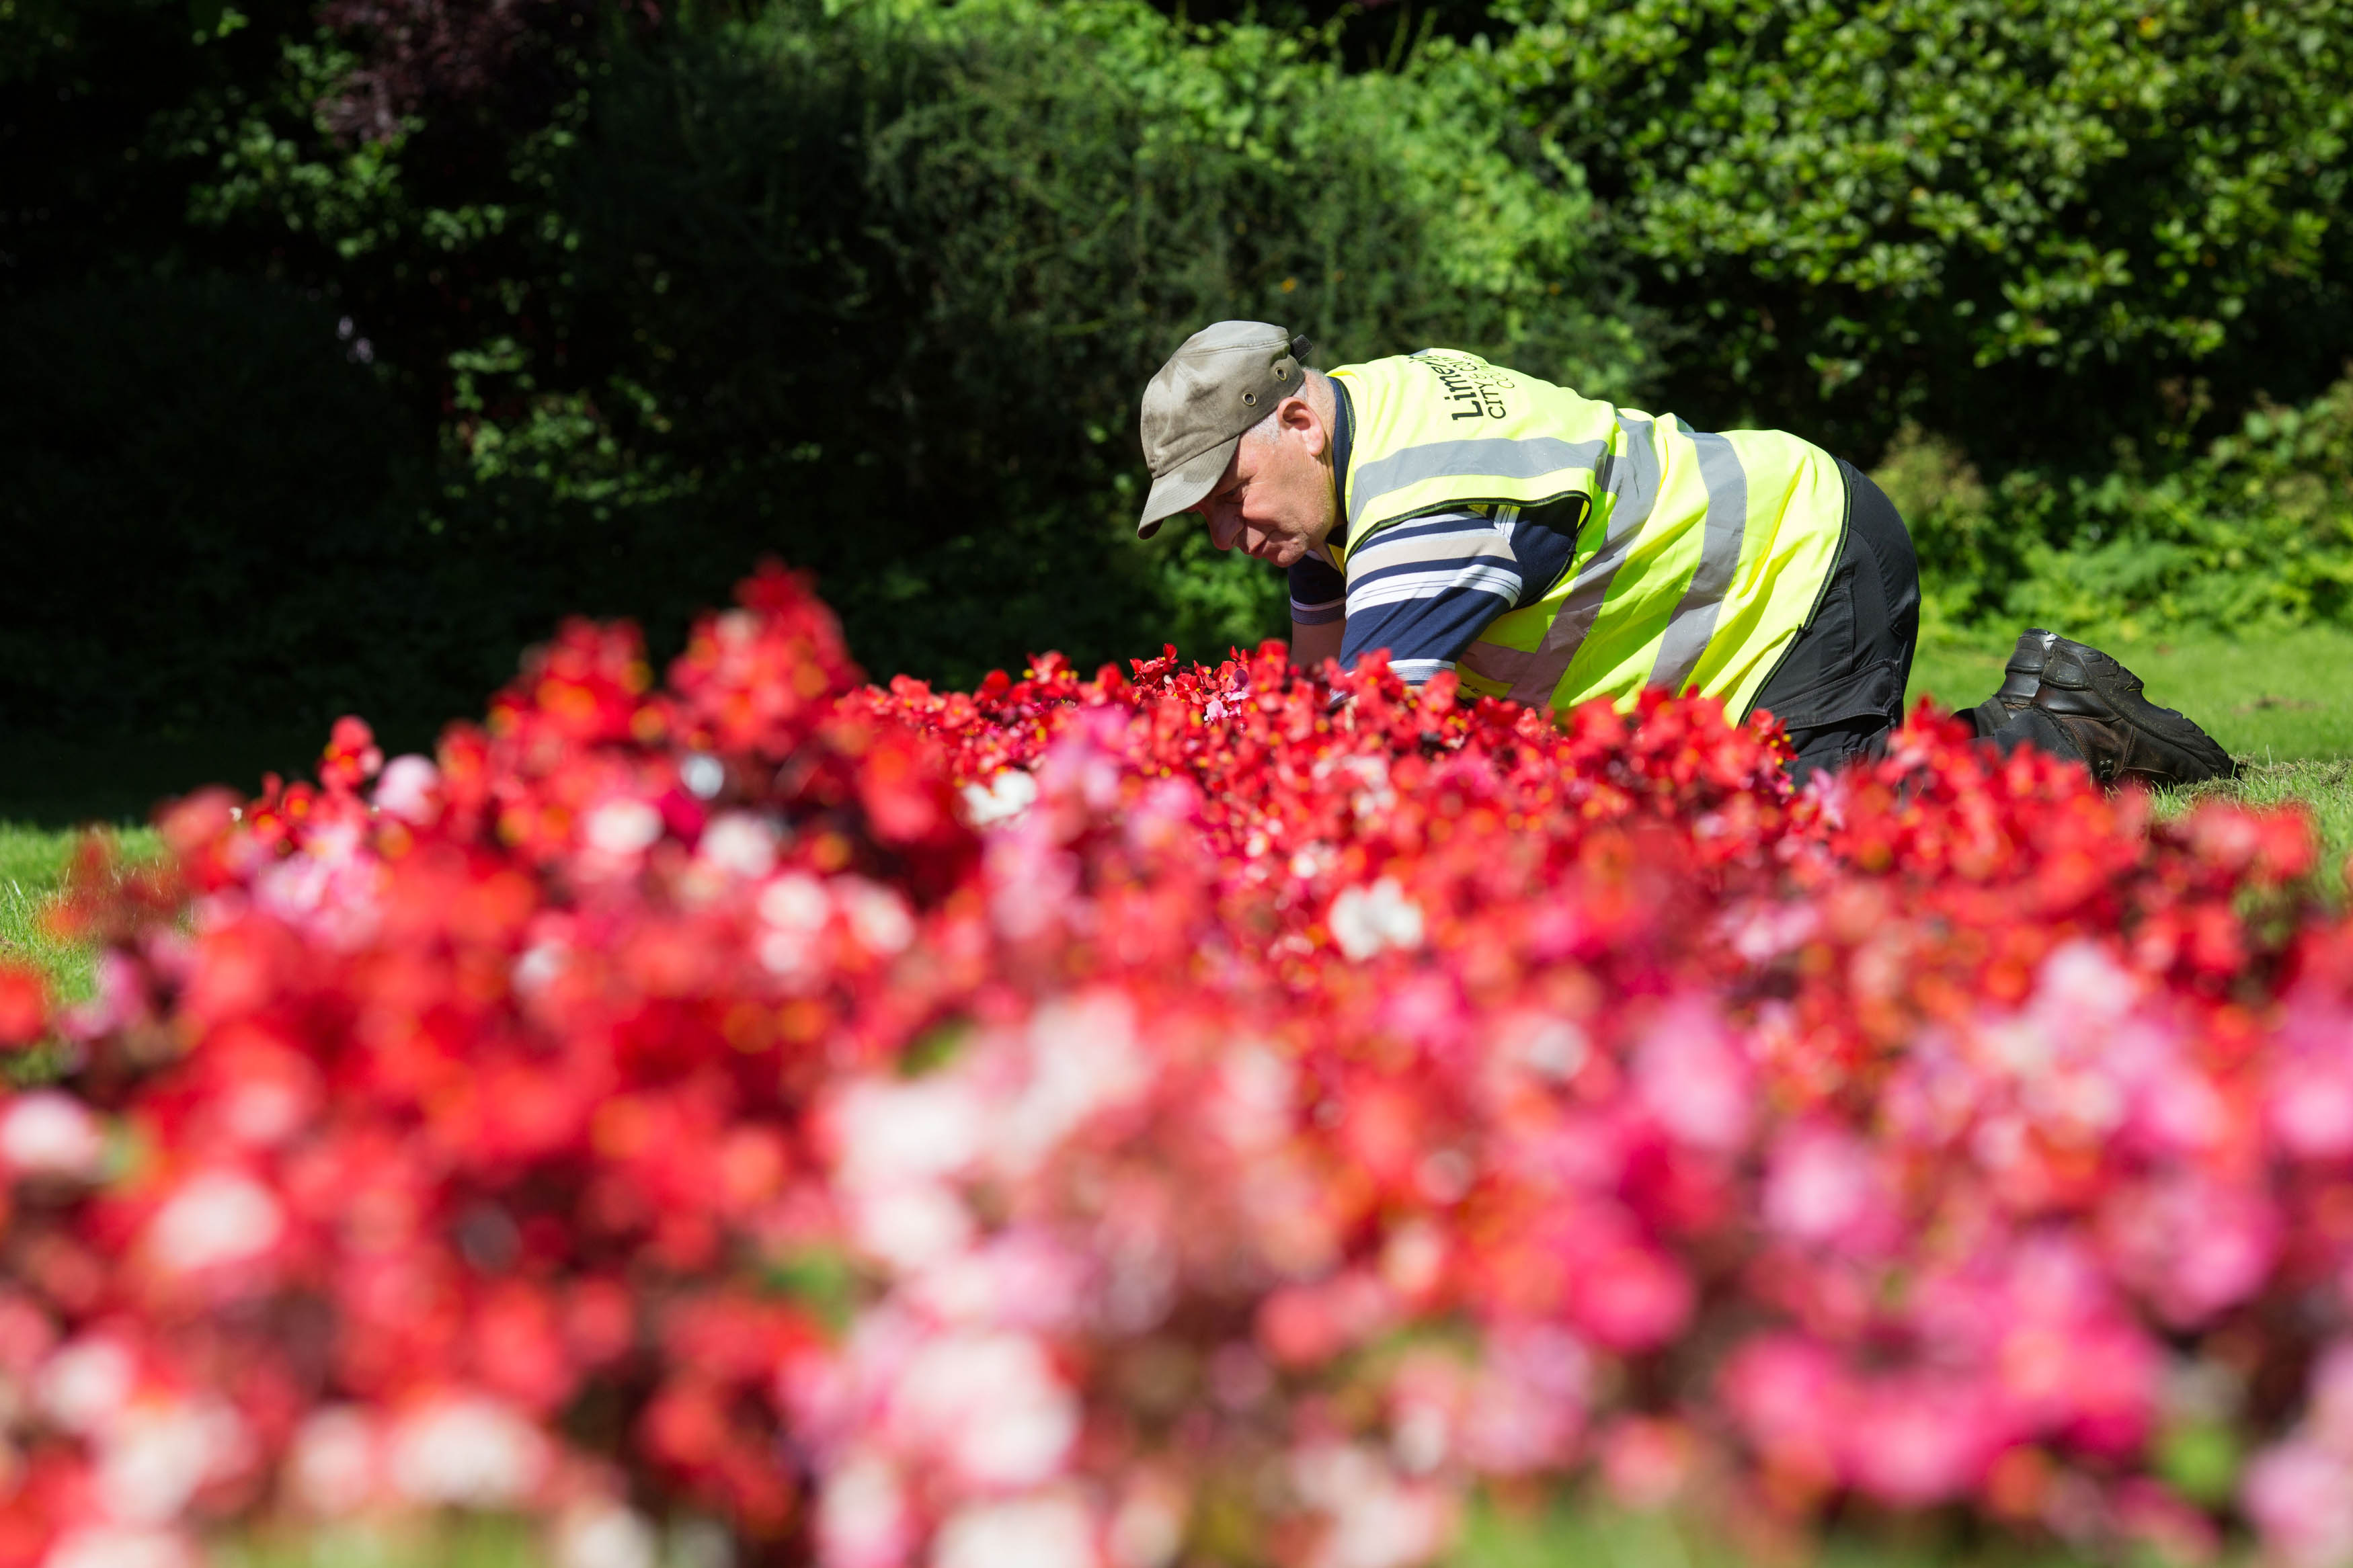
top-left (1, 566), bottom-right (2350, 1568)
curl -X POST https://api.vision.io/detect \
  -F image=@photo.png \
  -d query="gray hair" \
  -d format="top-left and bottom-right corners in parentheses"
top-left (1240, 367), bottom-right (1329, 449)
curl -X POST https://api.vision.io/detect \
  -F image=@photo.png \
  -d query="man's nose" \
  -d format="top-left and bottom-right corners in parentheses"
top-left (1207, 509), bottom-right (1242, 550)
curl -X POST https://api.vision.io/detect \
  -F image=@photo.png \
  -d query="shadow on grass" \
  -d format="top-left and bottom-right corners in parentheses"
top-left (0, 718), bottom-right (446, 829)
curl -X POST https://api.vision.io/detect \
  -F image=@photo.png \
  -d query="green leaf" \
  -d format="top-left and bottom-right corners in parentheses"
top-left (2154, 1419), bottom-right (2241, 1506)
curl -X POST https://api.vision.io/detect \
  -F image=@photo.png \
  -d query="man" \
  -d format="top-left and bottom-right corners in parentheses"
top-left (1135, 320), bottom-right (2233, 786)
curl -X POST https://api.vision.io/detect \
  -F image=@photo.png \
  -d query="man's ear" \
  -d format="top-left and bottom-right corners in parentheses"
top-left (1276, 394), bottom-right (1324, 457)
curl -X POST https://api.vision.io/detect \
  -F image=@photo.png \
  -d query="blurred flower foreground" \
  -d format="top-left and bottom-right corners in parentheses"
top-left (4, 566), bottom-right (2353, 1568)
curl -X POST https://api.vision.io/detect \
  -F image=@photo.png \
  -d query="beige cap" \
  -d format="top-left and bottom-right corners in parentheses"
top-left (1135, 321), bottom-right (1312, 538)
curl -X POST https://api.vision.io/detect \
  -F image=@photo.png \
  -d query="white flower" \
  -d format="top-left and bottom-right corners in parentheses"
top-left (1209, 1044), bottom-right (1296, 1151)
top-left (145, 1171), bottom-right (284, 1275)
top-left (286, 1407), bottom-right (380, 1516)
top-left (890, 1333), bottom-right (1080, 1490)
top-left (1328, 878), bottom-right (1424, 962)
top-left (1515, 1020), bottom-right (1589, 1081)
top-left (555, 1503), bottom-right (662, 1568)
top-left (678, 753), bottom-right (727, 800)
top-left (38, 1337), bottom-right (137, 1434)
top-left (1289, 1444), bottom-right (1454, 1568)
top-left (513, 941), bottom-right (569, 995)
top-left (817, 1453), bottom-right (913, 1568)
top-left (841, 880), bottom-right (915, 956)
top-left (836, 1076), bottom-right (987, 1190)
top-left (994, 993), bottom-right (1147, 1176)
top-left (699, 812), bottom-right (780, 879)
top-left (371, 755), bottom-right (441, 823)
top-left (1107, 1473), bottom-right (1187, 1568)
top-left (932, 1491), bottom-right (1099, 1568)
top-left (848, 1184), bottom-right (975, 1274)
top-left (41, 1525), bottom-right (199, 1568)
top-left (585, 799), bottom-right (664, 856)
top-left (96, 1398), bottom-right (248, 1525)
top-left (0, 1092), bottom-right (106, 1181)
top-left (961, 770), bottom-right (1039, 829)
top-left (760, 873), bottom-right (831, 932)
top-left (385, 1395), bottom-right (547, 1508)
top-left (2032, 940), bottom-right (2140, 1028)
top-left (758, 874), bottom-right (832, 985)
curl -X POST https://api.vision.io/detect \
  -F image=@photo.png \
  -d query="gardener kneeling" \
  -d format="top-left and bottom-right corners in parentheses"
top-left (1135, 321), bottom-right (2233, 788)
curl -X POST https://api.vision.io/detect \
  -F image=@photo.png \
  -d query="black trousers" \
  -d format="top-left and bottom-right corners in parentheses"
top-left (1749, 458), bottom-right (1921, 786)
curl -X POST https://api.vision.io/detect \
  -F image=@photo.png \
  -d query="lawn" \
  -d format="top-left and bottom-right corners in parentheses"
top-left (1909, 622), bottom-right (2353, 870)
top-left (0, 821), bottom-right (159, 1002)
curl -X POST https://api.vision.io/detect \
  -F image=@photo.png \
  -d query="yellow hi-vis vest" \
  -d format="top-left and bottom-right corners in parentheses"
top-left (1324, 349), bottom-right (1849, 718)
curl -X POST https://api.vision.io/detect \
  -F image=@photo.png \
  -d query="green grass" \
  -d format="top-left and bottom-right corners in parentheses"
top-left (1910, 623), bottom-right (2353, 872)
top-left (1909, 622), bottom-right (2353, 762)
top-left (0, 821), bottom-right (159, 1002)
top-left (1454, 1494), bottom-right (2101, 1568)
top-left (214, 1518), bottom-right (547, 1568)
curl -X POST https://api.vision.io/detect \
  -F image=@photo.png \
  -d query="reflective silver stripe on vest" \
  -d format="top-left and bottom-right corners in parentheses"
top-left (1455, 415), bottom-right (1661, 706)
top-left (1646, 431), bottom-right (1749, 694)
top-left (1349, 436), bottom-right (1609, 532)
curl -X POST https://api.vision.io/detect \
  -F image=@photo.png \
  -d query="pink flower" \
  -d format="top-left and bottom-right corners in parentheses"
top-left (2102, 1174), bottom-right (2280, 1327)
top-left (2245, 1442), bottom-right (2353, 1568)
top-left (1763, 1120), bottom-right (1889, 1251)
top-left (1843, 1377), bottom-right (2002, 1506)
top-left (1634, 999), bottom-right (1753, 1153)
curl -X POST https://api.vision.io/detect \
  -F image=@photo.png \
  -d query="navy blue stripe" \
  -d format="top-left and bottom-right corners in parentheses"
top-left (1505, 495), bottom-right (1583, 604)
top-left (1287, 552), bottom-right (1347, 617)
top-left (1340, 583), bottom-right (1519, 679)
top-left (1354, 511), bottom-right (1501, 550)
top-left (1346, 554), bottom-right (1518, 595)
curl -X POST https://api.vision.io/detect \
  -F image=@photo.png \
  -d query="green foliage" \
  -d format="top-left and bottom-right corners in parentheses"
top-left (500, 0), bottom-right (1657, 684)
top-left (1, 0), bottom-right (1656, 737)
top-left (1879, 373), bottom-right (2353, 637)
top-left (1481, 0), bottom-right (2353, 458)
top-left (9, 0), bottom-right (2353, 750)
top-left (0, 275), bottom-right (420, 733)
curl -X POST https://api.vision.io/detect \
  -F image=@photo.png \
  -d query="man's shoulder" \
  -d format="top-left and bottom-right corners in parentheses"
top-left (1330, 347), bottom-right (1497, 378)
top-left (1331, 349), bottom-right (1600, 413)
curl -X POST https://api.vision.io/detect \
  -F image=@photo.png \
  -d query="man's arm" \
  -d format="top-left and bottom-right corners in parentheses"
top-left (1335, 509), bottom-right (1526, 684)
top-left (1290, 616), bottom-right (1343, 669)
top-left (1287, 553), bottom-right (1347, 671)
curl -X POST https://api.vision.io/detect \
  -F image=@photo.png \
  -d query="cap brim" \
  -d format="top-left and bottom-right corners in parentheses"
top-left (1135, 437), bottom-right (1240, 539)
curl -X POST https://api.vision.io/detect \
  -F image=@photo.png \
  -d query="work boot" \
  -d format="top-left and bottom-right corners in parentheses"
top-left (2028, 638), bottom-right (2235, 786)
top-left (1971, 628), bottom-right (2056, 735)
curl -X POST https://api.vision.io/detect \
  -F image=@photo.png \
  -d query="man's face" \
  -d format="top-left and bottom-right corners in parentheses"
top-left (1192, 397), bottom-right (1337, 570)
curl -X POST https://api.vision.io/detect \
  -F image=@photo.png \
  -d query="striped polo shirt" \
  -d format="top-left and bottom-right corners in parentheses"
top-left (1289, 381), bottom-right (1581, 684)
